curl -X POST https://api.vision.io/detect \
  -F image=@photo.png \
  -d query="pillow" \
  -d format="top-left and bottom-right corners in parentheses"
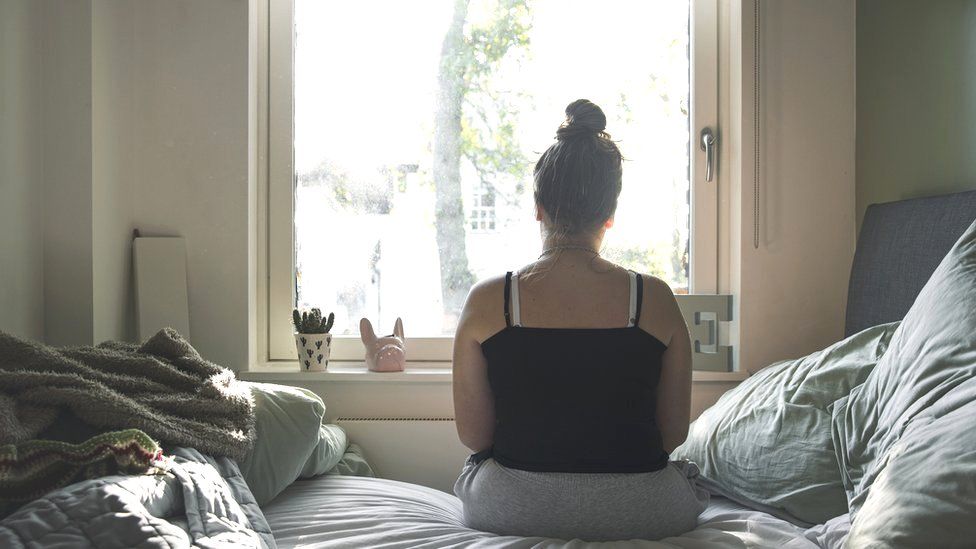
top-left (299, 423), bottom-right (348, 478)
top-left (846, 388), bottom-right (976, 547)
top-left (328, 443), bottom-right (376, 477)
top-left (831, 218), bottom-right (976, 520)
top-left (238, 382), bottom-right (326, 505)
top-left (672, 321), bottom-right (899, 525)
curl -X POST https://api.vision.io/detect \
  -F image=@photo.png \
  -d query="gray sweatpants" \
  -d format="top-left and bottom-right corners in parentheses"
top-left (454, 457), bottom-right (709, 542)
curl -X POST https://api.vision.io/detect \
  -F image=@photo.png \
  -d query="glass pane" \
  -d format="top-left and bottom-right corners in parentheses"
top-left (294, 0), bottom-right (690, 336)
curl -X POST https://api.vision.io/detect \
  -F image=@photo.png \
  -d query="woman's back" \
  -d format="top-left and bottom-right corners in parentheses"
top-left (480, 263), bottom-right (669, 473)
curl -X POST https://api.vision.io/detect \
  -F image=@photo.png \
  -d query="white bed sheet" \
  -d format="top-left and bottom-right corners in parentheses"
top-left (263, 476), bottom-right (828, 548)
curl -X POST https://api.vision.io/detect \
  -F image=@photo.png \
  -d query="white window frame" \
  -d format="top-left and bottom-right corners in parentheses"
top-left (257, 0), bottom-right (728, 366)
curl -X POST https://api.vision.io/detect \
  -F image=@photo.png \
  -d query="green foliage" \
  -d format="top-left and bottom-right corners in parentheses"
top-left (458, 0), bottom-right (533, 205)
top-left (292, 308), bottom-right (335, 334)
top-left (602, 245), bottom-right (670, 281)
top-left (461, 0), bottom-right (531, 84)
top-left (299, 159), bottom-right (392, 214)
top-left (603, 242), bottom-right (690, 292)
top-left (432, 0), bottom-right (534, 316)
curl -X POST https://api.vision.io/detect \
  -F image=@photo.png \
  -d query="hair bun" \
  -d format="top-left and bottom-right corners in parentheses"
top-left (556, 99), bottom-right (607, 141)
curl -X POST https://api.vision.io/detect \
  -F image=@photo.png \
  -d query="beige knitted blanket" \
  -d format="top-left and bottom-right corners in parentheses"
top-left (0, 328), bottom-right (254, 460)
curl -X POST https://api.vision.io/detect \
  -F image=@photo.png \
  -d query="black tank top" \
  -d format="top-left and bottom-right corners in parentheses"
top-left (480, 271), bottom-right (670, 473)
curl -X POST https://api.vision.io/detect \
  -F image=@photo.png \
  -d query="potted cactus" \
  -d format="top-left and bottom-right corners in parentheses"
top-left (293, 308), bottom-right (335, 372)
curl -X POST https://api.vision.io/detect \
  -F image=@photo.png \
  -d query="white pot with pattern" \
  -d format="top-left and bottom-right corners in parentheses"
top-left (295, 333), bottom-right (331, 372)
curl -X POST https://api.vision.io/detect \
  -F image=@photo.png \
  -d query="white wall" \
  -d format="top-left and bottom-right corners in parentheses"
top-left (856, 0), bottom-right (976, 227)
top-left (0, 0), bottom-right (45, 340)
top-left (88, 0), bottom-right (252, 368)
top-left (92, 0), bottom-right (136, 344)
top-left (0, 1), bottom-right (252, 368)
top-left (40, 0), bottom-right (97, 347)
top-left (731, 0), bottom-right (857, 373)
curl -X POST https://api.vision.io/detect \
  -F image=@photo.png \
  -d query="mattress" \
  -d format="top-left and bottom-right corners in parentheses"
top-left (263, 475), bottom-right (840, 548)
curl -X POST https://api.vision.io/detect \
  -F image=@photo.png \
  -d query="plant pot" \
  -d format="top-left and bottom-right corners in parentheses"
top-left (295, 333), bottom-right (331, 372)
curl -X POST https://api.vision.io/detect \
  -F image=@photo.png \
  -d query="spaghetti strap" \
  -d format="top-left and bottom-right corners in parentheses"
top-left (628, 271), bottom-right (638, 327)
top-left (503, 272), bottom-right (513, 327)
top-left (634, 273), bottom-right (644, 325)
top-left (510, 273), bottom-right (522, 327)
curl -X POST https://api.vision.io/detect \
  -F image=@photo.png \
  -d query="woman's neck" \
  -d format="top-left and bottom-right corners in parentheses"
top-left (541, 236), bottom-right (602, 254)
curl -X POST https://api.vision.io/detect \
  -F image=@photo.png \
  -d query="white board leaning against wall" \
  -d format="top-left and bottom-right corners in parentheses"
top-left (133, 237), bottom-right (191, 342)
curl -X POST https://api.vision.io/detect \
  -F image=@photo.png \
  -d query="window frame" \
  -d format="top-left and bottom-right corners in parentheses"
top-left (258, 0), bottom-right (728, 365)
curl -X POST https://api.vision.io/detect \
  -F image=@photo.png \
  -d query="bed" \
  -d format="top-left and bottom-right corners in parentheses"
top-left (260, 190), bottom-right (976, 548)
top-left (264, 476), bottom-right (838, 549)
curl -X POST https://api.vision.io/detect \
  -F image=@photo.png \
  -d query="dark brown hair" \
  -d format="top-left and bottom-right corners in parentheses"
top-left (533, 99), bottom-right (623, 238)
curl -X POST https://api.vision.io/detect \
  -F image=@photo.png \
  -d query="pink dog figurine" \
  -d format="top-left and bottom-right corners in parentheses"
top-left (360, 317), bottom-right (406, 372)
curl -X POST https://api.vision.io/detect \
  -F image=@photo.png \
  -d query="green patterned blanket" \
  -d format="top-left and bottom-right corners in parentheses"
top-left (1, 429), bottom-right (164, 515)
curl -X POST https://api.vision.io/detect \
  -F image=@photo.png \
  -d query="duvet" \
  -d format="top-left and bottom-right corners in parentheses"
top-left (0, 447), bottom-right (275, 549)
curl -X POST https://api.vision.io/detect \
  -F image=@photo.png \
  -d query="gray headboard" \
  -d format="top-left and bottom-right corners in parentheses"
top-left (845, 189), bottom-right (976, 336)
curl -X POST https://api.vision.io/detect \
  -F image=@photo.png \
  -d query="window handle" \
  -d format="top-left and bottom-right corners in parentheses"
top-left (699, 127), bottom-right (716, 182)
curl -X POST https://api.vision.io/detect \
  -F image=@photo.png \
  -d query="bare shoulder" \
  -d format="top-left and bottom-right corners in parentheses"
top-left (643, 274), bottom-right (677, 298)
top-left (635, 273), bottom-right (685, 343)
top-left (459, 274), bottom-right (508, 343)
top-left (465, 274), bottom-right (507, 310)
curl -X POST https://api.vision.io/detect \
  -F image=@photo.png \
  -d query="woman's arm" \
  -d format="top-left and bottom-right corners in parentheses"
top-left (654, 282), bottom-right (693, 453)
top-left (452, 284), bottom-right (496, 452)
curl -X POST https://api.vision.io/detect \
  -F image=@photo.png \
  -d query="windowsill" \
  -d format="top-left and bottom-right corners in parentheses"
top-left (241, 362), bottom-right (453, 383)
top-left (241, 362), bottom-right (749, 384)
top-left (692, 370), bottom-right (750, 383)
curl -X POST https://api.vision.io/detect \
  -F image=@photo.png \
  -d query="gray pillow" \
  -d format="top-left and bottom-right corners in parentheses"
top-left (672, 321), bottom-right (899, 525)
top-left (832, 218), bottom-right (976, 543)
top-left (846, 389), bottom-right (976, 548)
top-left (328, 443), bottom-right (376, 478)
top-left (299, 423), bottom-right (348, 478)
top-left (238, 382), bottom-right (326, 505)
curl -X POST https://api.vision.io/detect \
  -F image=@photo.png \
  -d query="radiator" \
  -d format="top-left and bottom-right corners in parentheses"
top-left (335, 417), bottom-right (471, 493)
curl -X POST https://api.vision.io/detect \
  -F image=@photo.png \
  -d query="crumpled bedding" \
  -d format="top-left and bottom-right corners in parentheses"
top-left (264, 475), bottom-right (835, 548)
top-left (0, 328), bottom-right (255, 461)
top-left (0, 447), bottom-right (275, 549)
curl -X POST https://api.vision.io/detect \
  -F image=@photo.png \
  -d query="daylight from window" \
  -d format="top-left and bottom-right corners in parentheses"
top-left (294, 0), bottom-right (690, 336)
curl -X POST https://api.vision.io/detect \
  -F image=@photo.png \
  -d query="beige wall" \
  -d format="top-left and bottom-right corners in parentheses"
top-left (732, 0), bottom-right (857, 373)
top-left (41, 0), bottom-right (98, 347)
top-left (92, 1), bottom-right (136, 344)
top-left (0, 0), bottom-right (45, 340)
top-left (1, 1), bottom-right (251, 368)
top-left (0, 0), bottom-right (97, 346)
top-left (88, 0), bottom-right (252, 368)
top-left (856, 0), bottom-right (976, 228)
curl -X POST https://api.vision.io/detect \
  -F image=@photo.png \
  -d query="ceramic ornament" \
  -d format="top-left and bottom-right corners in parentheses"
top-left (360, 317), bottom-right (406, 372)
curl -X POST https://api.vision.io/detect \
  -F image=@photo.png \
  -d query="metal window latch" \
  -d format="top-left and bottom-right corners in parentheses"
top-left (676, 294), bottom-right (734, 372)
top-left (699, 127), bottom-right (716, 182)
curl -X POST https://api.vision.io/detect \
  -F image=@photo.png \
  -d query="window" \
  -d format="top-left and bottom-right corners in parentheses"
top-left (265, 0), bottom-right (723, 362)
top-left (469, 184), bottom-right (496, 233)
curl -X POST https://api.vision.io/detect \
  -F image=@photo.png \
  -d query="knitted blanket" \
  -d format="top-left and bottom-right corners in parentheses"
top-left (0, 429), bottom-right (165, 514)
top-left (0, 328), bottom-right (255, 460)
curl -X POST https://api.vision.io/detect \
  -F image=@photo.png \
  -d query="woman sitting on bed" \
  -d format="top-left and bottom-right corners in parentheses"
top-left (452, 99), bottom-right (708, 542)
